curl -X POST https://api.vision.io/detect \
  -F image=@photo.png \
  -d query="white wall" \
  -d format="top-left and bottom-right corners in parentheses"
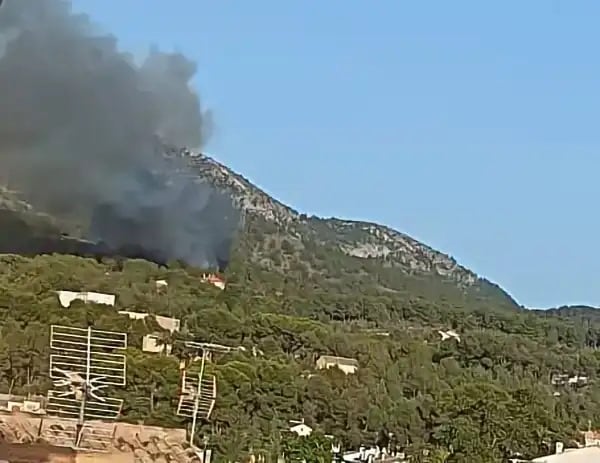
top-left (57, 291), bottom-right (115, 308)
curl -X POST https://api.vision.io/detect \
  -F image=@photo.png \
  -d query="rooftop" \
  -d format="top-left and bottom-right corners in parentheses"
top-left (531, 447), bottom-right (600, 462)
top-left (317, 355), bottom-right (359, 366)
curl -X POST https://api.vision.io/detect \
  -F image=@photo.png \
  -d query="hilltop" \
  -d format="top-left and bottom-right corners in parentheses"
top-left (165, 148), bottom-right (521, 314)
top-left (186, 150), bottom-right (487, 286)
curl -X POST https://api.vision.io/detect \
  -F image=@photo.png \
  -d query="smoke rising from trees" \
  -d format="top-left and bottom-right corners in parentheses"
top-left (0, 0), bottom-right (238, 269)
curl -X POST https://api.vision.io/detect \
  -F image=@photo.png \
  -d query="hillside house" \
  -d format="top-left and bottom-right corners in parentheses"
top-left (119, 311), bottom-right (181, 333)
top-left (568, 375), bottom-right (589, 386)
top-left (142, 334), bottom-right (172, 355)
top-left (155, 280), bottom-right (168, 291)
top-left (582, 430), bottom-right (600, 447)
top-left (316, 355), bottom-right (359, 375)
top-left (361, 329), bottom-right (391, 337)
top-left (0, 394), bottom-right (45, 415)
top-left (438, 330), bottom-right (461, 342)
top-left (342, 445), bottom-right (405, 463)
top-left (289, 423), bottom-right (313, 437)
top-left (57, 291), bottom-right (115, 308)
top-left (200, 273), bottom-right (226, 290)
top-left (527, 445), bottom-right (600, 462)
top-left (552, 374), bottom-right (589, 387)
top-left (552, 374), bottom-right (568, 385)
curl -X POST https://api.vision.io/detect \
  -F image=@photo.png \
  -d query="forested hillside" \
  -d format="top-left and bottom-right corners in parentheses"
top-left (3, 225), bottom-right (600, 462)
top-left (3, 1), bottom-right (598, 461)
top-left (0, 145), bottom-right (598, 463)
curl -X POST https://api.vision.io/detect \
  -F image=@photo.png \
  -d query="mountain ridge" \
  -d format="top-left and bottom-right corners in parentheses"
top-left (1, 145), bottom-right (519, 309)
top-left (182, 149), bottom-right (475, 279)
top-left (173, 148), bottom-right (520, 304)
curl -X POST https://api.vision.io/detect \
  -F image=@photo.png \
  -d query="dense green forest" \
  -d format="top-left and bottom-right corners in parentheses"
top-left (2, 216), bottom-right (600, 462)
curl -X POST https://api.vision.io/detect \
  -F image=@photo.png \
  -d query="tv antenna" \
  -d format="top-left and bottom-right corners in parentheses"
top-left (43, 325), bottom-right (127, 451)
top-left (177, 349), bottom-right (217, 447)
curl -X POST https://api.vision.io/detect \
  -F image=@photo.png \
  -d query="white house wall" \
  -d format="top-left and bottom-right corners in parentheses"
top-left (57, 291), bottom-right (116, 308)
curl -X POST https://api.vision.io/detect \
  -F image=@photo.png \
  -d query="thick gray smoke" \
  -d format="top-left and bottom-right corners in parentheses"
top-left (0, 0), bottom-right (239, 269)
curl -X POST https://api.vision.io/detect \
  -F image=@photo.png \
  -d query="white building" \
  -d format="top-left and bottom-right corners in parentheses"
top-left (438, 330), bottom-right (461, 342)
top-left (289, 423), bottom-right (313, 437)
top-left (583, 430), bottom-right (600, 447)
top-left (57, 291), bottom-right (115, 308)
top-left (0, 394), bottom-right (45, 415)
top-left (568, 375), bottom-right (588, 385)
top-left (531, 447), bottom-right (600, 462)
top-left (200, 273), bottom-right (226, 290)
top-left (316, 355), bottom-right (359, 375)
top-left (142, 334), bottom-right (172, 355)
top-left (552, 374), bottom-right (589, 387)
top-left (155, 280), bottom-right (168, 291)
top-left (523, 444), bottom-right (600, 463)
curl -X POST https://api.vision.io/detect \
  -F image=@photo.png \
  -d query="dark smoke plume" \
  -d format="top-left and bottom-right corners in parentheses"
top-left (0, 0), bottom-right (239, 269)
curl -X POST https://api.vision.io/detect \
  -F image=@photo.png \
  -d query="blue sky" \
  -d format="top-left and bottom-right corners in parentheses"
top-left (71, 0), bottom-right (600, 309)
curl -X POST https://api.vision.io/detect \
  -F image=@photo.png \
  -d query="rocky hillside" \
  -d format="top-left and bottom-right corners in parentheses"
top-left (0, 146), bottom-right (519, 310)
top-left (174, 148), bottom-right (517, 308)
top-left (186, 151), bottom-right (470, 281)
